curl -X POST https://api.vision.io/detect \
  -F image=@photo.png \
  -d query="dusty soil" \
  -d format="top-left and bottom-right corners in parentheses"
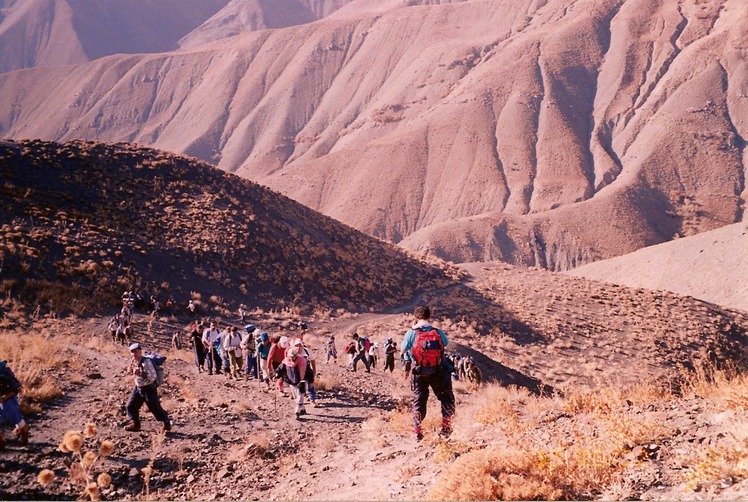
top-left (3, 265), bottom-right (748, 501)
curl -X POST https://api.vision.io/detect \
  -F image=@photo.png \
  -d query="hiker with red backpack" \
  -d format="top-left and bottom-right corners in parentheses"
top-left (0, 360), bottom-right (28, 450)
top-left (401, 306), bottom-right (455, 441)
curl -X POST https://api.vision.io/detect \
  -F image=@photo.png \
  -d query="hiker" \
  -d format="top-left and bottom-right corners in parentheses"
top-left (187, 299), bottom-right (197, 317)
top-left (108, 314), bottom-right (121, 344)
top-left (223, 326), bottom-right (244, 379)
top-left (344, 340), bottom-right (356, 369)
top-left (218, 325), bottom-right (232, 375)
top-left (350, 333), bottom-right (371, 372)
top-left (267, 336), bottom-right (289, 395)
top-left (116, 318), bottom-right (131, 346)
top-left (256, 332), bottom-right (272, 388)
top-left (171, 331), bottom-right (182, 350)
top-left (464, 356), bottom-right (483, 385)
top-left (383, 337), bottom-right (397, 373)
top-left (0, 360), bottom-right (28, 449)
top-left (202, 322), bottom-right (222, 375)
top-left (242, 325), bottom-right (258, 380)
top-left (238, 307), bottom-right (248, 325)
top-left (368, 342), bottom-right (380, 369)
top-left (400, 352), bottom-right (412, 378)
top-left (324, 335), bottom-right (337, 364)
top-left (401, 306), bottom-right (455, 441)
top-left (292, 338), bottom-right (317, 406)
top-left (273, 346), bottom-right (309, 419)
top-left (189, 322), bottom-right (206, 373)
top-left (124, 344), bottom-right (171, 433)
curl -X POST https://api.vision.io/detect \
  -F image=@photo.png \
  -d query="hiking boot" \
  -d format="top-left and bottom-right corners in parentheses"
top-left (414, 426), bottom-right (423, 441)
top-left (16, 424), bottom-right (29, 446)
top-left (162, 421), bottom-right (172, 432)
top-left (124, 421), bottom-right (141, 432)
top-left (439, 427), bottom-right (452, 439)
top-left (295, 411), bottom-right (302, 420)
top-left (299, 409), bottom-right (307, 416)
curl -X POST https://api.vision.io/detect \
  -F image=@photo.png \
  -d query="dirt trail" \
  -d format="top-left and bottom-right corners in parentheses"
top-left (1, 305), bottom-right (451, 501)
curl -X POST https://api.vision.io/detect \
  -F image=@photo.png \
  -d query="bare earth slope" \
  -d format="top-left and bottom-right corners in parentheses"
top-left (0, 0), bottom-right (746, 266)
top-left (567, 222), bottom-right (748, 313)
top-left (0, 0), bottom-right (228, 72)
top-left (0, 139), bottom-right (458, 315)
top-left (0, 0), bottom-right (354, 73)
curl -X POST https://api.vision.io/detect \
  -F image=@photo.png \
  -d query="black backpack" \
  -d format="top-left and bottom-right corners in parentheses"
top-left (0, 361), bottom-right (21, 395)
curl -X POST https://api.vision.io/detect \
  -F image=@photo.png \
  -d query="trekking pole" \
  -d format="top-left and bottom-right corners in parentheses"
top-left (257, 356), bottom-right (261, 390)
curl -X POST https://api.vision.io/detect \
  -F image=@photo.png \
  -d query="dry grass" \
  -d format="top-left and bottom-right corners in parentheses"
top-left (0, 328), bottom-right (72, 413)
top-left (388, 381), bottom-right (676, 500)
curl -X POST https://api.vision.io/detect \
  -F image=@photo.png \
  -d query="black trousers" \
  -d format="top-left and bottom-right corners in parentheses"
top-left (411, 368), bottom-right (455, 427)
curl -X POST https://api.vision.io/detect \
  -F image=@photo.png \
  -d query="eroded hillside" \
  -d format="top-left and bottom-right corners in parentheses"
top-left (0, 0), bottom-right (745, 266)
top-left (0, 139), bottom-right (459, 315)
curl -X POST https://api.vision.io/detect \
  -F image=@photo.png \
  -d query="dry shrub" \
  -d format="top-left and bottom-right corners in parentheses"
top-left (227, 436), bottom-right (271, 463)
top-left (0, 330), bottom-right (69, 413)
top-left (429, 445), bottom-right (565, 501)
top-left (314, 371), bottom-right (342, 392)
top-left (682, 423), bottom-right (748, 491)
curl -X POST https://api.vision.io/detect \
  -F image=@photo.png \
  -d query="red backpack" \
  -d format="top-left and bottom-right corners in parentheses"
top-left (411, 328), bottom-right (443, 368)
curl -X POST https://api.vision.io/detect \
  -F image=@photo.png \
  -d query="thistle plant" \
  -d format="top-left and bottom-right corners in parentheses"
top-left (37, 423), bottom-right (115, 500)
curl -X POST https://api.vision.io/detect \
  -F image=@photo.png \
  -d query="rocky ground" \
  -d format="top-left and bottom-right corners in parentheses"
top-left (2, 265), bottom-right (748, 500)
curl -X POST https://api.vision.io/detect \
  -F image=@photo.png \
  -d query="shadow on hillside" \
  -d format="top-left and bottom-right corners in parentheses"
top-left (453, 344), bottom-right (556, 396)
top-left (424, 284), bottom-right (547, 346)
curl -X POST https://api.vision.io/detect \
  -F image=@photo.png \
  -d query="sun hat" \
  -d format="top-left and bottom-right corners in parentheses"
top-left (129, 343), bottom-right (142, 352)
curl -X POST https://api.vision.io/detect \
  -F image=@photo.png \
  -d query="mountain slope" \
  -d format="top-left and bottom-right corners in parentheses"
top-left (0, 0), bottom-right (355, 73)
top-left (567, 222), bottom-right (748, 313)
top-left (0, 139), bottom-right (459, 315)
top-left (0, 0), bottom-right (745, 267)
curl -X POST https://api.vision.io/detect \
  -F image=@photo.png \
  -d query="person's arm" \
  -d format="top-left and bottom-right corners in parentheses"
top-left (439, 328), bottom-right (449, 348)
top-left (400, 330), bottom-right (415, 354)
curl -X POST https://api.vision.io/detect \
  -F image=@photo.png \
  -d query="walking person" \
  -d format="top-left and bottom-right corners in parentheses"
top-left (242, 325), bottom-right (258, 380)
top-left (350, 333), bottom-right (371, 372)
top-left (324, 335), bottom-right (337, 364)
top-left (124, 344), bottom-right (171, 433)
top-left (273, 346), bottom-right (309, 419)
top-left (256, 332), bottom-right (272, 389)
top-left (383, 337), bottom-right (397, 373)
top-left (401, 306), bottom-right (455, 441)
top-left (223, 326), bottom-right (244, 379)
top-left (202, 322), bottom-right (222, 375)
top-left (189, 322), bottom-right (206, 373)
top-left (0, 360), bottom-right (29, 449)
top-left (292, 338), bottom-right (318, 406)
top-left (267, 336), bottom-right (289, 395)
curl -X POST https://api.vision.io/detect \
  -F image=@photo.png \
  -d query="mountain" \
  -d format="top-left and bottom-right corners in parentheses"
top-left (0, 0), bottom-right (745, 268)
top-left (567, 222), bottom-right (748, 313)
top-left (179, 0), bottom-right (357, 48)
top-left (0, 0), bottom-right (355, 73)
top-left (0, 139), bottom-right (459, 315)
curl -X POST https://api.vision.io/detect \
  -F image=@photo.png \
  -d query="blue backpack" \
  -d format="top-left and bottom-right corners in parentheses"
top-left (141, 352), bottom-right (166, 386)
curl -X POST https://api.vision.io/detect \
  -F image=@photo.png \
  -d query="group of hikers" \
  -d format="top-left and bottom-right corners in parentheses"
top-left (0, 302), bottom-right (479, 449)
top-left (121, 304), bottom-right (478, 441)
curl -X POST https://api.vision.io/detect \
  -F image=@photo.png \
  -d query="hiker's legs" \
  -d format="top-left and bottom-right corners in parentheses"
top-left (411, 373), bottom-right (430, 436)
top-left (212, 348), bottom-right (222, 374)
top-left (432, 370), bottom-right (456, 434)
top-left (245, 353), bottom-right (257, 378)
top-left (205, 348), bottom-right (214, 373)
top-left (308, 382), bottom-right (317, 403)
top-left (141, 385), bottom-right (170, 425)
top-left (292, 383), bottom-right (306, 417)
top-left (0, 395), bottom-right (26, 442)
top-left (126, 386), bottom-right (145, 424)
